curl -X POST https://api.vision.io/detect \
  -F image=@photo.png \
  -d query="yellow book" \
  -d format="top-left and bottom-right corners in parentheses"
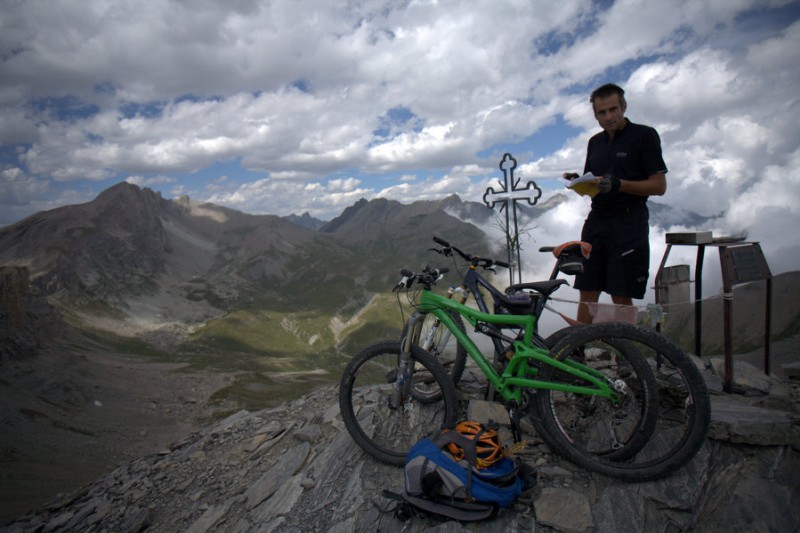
top-left (559, 173), bottom-right (600, 198)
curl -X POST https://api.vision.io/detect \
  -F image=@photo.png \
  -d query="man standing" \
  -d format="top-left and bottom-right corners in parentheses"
top-left (564, 83), bottom-right (667, 324)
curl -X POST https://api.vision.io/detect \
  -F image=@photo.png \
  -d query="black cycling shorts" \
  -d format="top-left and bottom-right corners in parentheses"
top-left (573, 203), bottom-right (650, 299)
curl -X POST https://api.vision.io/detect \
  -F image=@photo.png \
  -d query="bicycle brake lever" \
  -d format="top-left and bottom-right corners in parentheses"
top-left (393, 274), bottom-right (413, 291)
top-left (427, 247), bottom-right (453, 257)
top-left (480, 259), bottom-right (497, 271)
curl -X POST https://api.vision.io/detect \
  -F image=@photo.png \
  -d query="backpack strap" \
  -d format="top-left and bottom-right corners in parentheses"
top-left (431, 430), bottom-right (480, 500)
top-left (431, 430), bottom-right (479, 465)
top-left (380, 490), bottom-right (423, 522)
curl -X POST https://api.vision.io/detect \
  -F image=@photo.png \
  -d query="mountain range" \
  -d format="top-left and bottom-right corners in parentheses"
top-left (0, 183), bottom-right (493, 361)
top-left (0, 182), bottom-right (587, 362)
top-left (0, 183), bottom-right (505, 518)
top-left (4, 178), bottom-right (776, 375)
top-left (5, 180), bottom-right (793, 375)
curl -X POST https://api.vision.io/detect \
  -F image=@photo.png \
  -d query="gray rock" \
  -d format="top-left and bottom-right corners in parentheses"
top-left (251, 475), bottom-right (305, 522)
top-left (709, 395), bottom-right (800, 445)
top-left (185, 499), bottom-right (235, 533)
top-left (534, 487), bottom-right (594, 533)
top-left (783, 361), bottom-right (800, 380)
top-left (210, 409), bottom-right (251, 434)
top-left (710, 358), bottom-right (771, 395)
top-left (244, 441), bottom-right (310, 508)
top-left (466, 399), bottom-right (510, 425)
top-left (294, 424), bottom-right (323, 443)
top-left (594, 486), bottom-right (645, 533)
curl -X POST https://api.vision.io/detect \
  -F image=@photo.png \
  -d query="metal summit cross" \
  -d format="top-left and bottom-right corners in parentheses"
top-left (482, 153), bottom-right (542, 285)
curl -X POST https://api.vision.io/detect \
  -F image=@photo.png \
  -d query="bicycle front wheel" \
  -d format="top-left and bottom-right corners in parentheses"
top-left (339, 341), bottom-right (459, 465)
top-left (535, 323), bottom-right (710, 481)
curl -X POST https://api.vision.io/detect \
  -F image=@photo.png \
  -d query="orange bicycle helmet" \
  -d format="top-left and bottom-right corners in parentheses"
top-left (445, 421), bottom-right (505, 469)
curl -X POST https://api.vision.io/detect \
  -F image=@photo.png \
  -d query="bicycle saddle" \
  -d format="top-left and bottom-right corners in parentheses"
top-left (505, 279), bottom-right (568, 298)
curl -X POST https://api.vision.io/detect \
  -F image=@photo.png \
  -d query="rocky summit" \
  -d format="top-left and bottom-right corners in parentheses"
top-left (3, 357), bottom-right (799, 533)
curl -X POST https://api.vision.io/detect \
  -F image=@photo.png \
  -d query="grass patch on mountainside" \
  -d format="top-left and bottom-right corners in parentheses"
top-left (189, 308), bottom-right (335, 356)
top-left (189, 291), bottom-right (409, 358)
top-left (208, 367), bottom-right (340, 411)
top-left (335, 293), bottom-right (408, 355)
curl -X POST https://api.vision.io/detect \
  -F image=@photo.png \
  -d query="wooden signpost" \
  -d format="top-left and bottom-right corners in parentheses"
top-left (655, 234), bottom-right (772, 393)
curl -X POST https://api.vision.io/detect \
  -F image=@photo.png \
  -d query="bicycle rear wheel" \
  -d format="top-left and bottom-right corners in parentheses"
top-left (339, 340), bottom-right (459, 465)
top-left (535, 323), bottom-right (710, 481)
top-left (535, 334), bottom-right (658, 461)
top-left (402, 311), bottom-right (467, 402)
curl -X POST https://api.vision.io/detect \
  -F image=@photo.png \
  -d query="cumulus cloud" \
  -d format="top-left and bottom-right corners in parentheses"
top-left (0, 0), bottom-right (798, 284)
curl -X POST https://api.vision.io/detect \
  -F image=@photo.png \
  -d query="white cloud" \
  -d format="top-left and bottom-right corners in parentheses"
top-left (125, 175), bottom-right (177, 188)
top-left (204, 175), bottom-right (373, 219)
top-left (1, 0), bottom-right (798, 279)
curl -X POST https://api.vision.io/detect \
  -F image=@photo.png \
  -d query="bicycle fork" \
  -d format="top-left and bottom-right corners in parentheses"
top-left (419, 285), bottom-right (467, 356)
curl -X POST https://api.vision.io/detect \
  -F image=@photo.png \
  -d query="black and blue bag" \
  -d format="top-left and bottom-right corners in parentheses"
top-left (388, 421), bottom-right (534, 522)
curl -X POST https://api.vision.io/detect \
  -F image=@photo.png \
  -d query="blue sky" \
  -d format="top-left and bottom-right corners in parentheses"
top-left (2, 0), bottom-right (800, 299)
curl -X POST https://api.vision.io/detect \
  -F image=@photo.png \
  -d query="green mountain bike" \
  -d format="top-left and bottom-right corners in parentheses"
top-left (339, 237), bottom-right (711, 481)
top-left (398, 237), bottom-right (592, 403)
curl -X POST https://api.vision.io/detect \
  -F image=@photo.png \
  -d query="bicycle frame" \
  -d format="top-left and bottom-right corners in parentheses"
top-left (415, 289), bottom-right (621, 405)
top-left (409, 240), bottom-right (578, 373)
top-left (425, 259), bottom-right (549, 372)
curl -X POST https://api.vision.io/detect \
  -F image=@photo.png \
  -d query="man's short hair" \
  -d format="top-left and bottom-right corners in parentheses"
top-left (590, 83), bottom-right (626, 107)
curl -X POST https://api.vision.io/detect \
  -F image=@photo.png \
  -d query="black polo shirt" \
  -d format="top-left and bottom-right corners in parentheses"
top-left (583, 119), bottom-right (667, 210)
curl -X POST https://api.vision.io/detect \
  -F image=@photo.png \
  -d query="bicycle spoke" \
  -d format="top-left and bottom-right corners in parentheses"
top-left (534, 323), bottom-right (710, 481)
top-left (544, 339), bottom-right (653, 457)
top-left (340, 341), bottom-right (458, 465)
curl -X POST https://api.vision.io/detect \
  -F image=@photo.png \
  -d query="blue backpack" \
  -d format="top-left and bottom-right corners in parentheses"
top-left (389, 423), bottom-right (534, 522)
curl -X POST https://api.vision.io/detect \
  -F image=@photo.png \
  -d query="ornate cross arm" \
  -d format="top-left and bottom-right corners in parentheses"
top-left (483, 180), bottom-right (542, 209)
top-left (482, 153), bottom-right (542, 210)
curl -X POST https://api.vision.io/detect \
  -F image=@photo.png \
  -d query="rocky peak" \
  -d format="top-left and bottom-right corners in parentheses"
top-left (283, 212), bottom-right (325, 231)
top-left (319, 197), bottom-right (375, 234)
top-left (95, 181), bottom-right (161, 202)
top-left (91, 182), bottom-right (166, 237)
top-left (0, 182), bottom-right (172, 302)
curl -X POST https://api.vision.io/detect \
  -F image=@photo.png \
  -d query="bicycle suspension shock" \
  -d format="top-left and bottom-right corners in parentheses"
top-left (389, 355), bottom-right (414, 410)
top-left (391, 316), bottom-right (420, 409)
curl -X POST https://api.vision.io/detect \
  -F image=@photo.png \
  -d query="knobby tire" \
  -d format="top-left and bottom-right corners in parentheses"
top-left (534, 323), bottom-right (710, 481)
top-left (339, 341), bottom-right (459, 465)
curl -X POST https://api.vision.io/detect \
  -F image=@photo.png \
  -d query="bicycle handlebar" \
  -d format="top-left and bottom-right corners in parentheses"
top-left (394, 265), bottom-right (449, 291)
top-left (431, 235), bottom-right (513, 270)
top-left (433, 236), bottom-right (450, 247)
